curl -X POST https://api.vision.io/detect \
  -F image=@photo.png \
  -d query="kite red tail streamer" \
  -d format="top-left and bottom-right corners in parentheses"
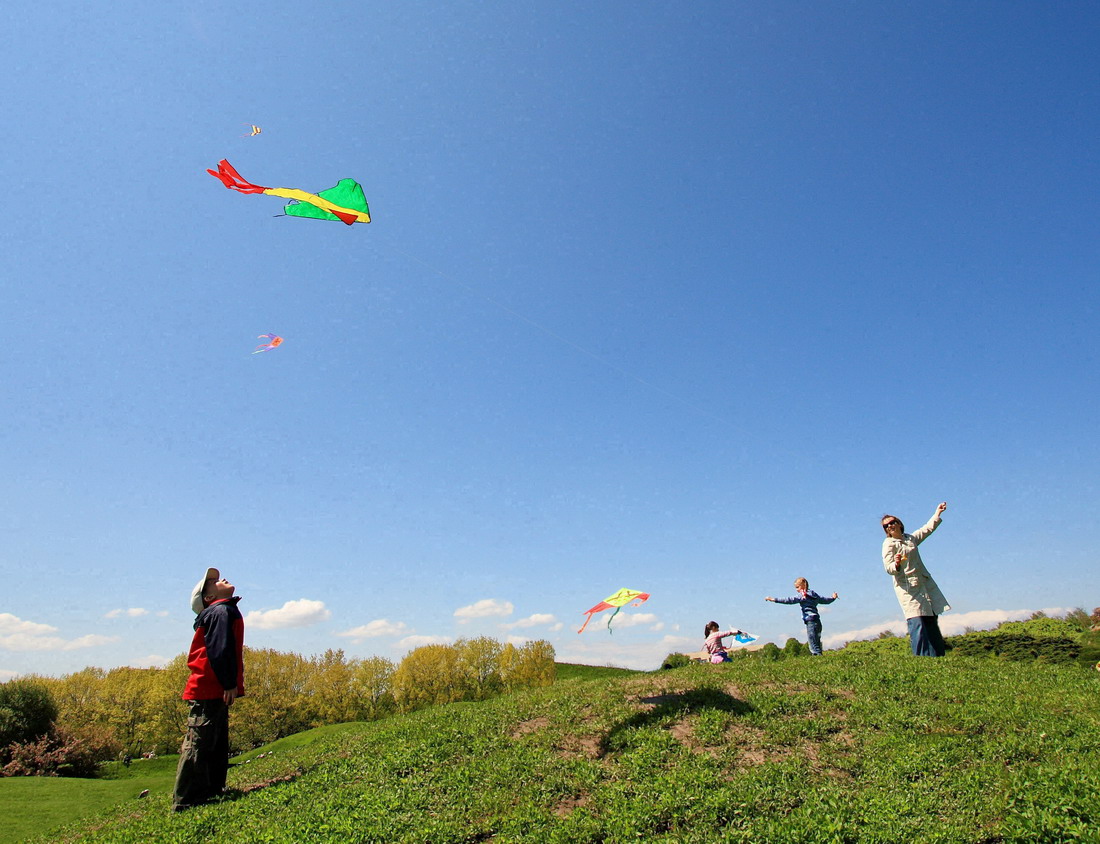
top-left (207, 159), bottom-right (268, 194)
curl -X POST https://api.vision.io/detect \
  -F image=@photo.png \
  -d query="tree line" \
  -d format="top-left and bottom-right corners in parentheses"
top-left (0, 637), bottom-right (554, 775)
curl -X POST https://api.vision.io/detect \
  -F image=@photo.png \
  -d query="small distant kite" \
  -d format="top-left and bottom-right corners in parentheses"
top-left (578, 588), bottom-right (650, 633)
top-left (243, 124), bottom-right (262, 137)
top-left (253, 333), bottom-right (283, 354)
top-left (207, 159), bottom-right (371, 226)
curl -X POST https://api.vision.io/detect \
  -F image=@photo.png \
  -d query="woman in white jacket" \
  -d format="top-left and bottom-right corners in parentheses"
top-left (882, 502), bottom-right (949, 656)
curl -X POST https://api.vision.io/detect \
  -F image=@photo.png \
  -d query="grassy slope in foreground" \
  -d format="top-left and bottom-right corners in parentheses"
top-left (37, 647), bottom-right (1100, 842)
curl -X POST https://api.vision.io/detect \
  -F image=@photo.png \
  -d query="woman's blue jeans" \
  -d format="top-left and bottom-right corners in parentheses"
top-left (907, 615), bottom-right (946, 657)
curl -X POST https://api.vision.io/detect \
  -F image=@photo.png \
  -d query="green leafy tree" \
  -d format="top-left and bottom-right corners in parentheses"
top-left (502, 640), bottom-right (555, 689)
top-left (0, 680), bottom-right (58, 758)
top-left (97, 668), bottom-right (160, 754)
top-left (144, 655), bottom-right (190, 753)
top-left (40, 667), bottom-right (107, 737)
top-left (455, 637), bottom-right (504, 700)
top-left (347, 656), bottom-right (396, 721)
top-left (233, 648), bottom-right (314, 749)
top-left (393, 644), bottom-right (463, 712)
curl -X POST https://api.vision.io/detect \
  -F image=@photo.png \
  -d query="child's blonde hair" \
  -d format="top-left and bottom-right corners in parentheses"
top-left (793, 577), bottom-right (808, 591)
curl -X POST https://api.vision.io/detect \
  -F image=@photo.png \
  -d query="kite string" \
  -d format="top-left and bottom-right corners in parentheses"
top-left (386, 244), bottom-right (739, 430)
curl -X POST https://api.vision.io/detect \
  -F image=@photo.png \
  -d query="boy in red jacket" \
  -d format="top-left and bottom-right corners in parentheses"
top-left (172, 567), bottom-right (245, 811)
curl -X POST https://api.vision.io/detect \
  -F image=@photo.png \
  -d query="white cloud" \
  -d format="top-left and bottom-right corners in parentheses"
top-left (0, 614), bottom-right (118, 652)
top-left (502, 613), bottom-right (558, 630)
top-left (0, 669), bottom-right (20, 681)
top-left (602, 612), bottom-right (663, 631)
top-left (822, 620), bottom-right (906, 647)
top-left (0, 613), bottom-right (57, 637)
top-left (398, 634), bottom-right (452, 649)
top-left (824, 606), bottom-right (1073, 647)
top-left (454, 599), bottom-right (514, 623)
top-left (0, 632), bottom-right (119, 652)
top-left (937, 607), bottom-right (1072, 637)
top-left (555, 633), bottom-right (698, 671)
top-left (105, 608), bottom-right (149, 619)
top-left (337, 619), bottom-right (410, 642)
top-left (245, 599), bottom-right (331, 630)
top-left (129, 654), bottom-right (171, 668)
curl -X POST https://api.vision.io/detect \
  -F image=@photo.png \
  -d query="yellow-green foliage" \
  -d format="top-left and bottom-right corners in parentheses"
top-left (993, 615), bottom-right (1079, 639)
top-left (392, 639), bottom-right (555, 712)
top-left (33, 663), bottom-right (188, 758)
top-left (20, 639), bottom-right (553, 758)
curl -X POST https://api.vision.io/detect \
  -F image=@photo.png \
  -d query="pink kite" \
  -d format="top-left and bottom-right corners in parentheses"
top-left (253, 333), bottom-right (283, 354)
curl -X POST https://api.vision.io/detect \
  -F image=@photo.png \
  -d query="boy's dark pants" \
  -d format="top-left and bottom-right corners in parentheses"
top-left (173, 698), bottom-right (230, 810)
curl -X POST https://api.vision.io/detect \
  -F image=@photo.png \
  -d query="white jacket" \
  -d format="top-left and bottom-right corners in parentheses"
top-left (882, 516), bottom-right (950, 618)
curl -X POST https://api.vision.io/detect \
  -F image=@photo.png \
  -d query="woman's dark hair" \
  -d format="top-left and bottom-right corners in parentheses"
top-left (704, 621), bottom-right (719, 637)
top-left (881, 514), bottom-right (904, 533)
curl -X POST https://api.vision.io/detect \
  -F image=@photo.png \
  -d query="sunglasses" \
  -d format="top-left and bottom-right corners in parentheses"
top-left (882, 519), bottom-right (901, 531)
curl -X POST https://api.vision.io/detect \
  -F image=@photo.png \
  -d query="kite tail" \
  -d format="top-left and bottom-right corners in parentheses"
top-left (577, 613), bottom-right (596, 634)
top-left (207, 159), bottom-right (268, 194)
top-left (605, 606), bottom-right (622, 633)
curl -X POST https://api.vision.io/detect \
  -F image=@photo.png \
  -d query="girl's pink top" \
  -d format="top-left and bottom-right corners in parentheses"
top-left (704, 630), bottom-right (736, 654)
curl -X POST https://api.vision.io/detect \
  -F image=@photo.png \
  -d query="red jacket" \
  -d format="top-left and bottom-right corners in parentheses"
top-left (183, 597), bottom-right (245, 700)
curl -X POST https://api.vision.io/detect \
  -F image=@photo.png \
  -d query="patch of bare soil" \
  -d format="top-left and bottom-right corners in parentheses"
top-left (237, 771), bottom-right (300, 794)
top-left (510, 717), bottom-right (550, 739)
top-left (552, 794), bottom-right (591, 817)
top-left (555, 733), bottom-right (604, 759)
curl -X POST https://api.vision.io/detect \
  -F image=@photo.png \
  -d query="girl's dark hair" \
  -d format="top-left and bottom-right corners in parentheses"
top-left (704, 621), bottom-right (719, 636)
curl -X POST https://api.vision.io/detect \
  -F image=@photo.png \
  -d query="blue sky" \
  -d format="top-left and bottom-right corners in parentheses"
top-left (2, 2), bottom-right (1097, 675)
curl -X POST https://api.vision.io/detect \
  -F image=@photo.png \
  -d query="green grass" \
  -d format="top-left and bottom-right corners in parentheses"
top-left (554, 662), bottom-right (642, 681)
top-left (0, 726), bottom-right (373, 844)
top-left (0, 756), bottom-right (176, 844)
top-left (18, 648), bottom-right (1099, 843)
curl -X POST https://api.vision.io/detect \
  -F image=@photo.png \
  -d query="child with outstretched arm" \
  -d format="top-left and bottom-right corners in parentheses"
top-left (765, 578), bottom-right (838, 656)
top-left (703, 621), bottom-right (747, 663)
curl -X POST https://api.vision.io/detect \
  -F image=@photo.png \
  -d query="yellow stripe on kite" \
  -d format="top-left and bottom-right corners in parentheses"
top-left (263, 187), bottom-right (371, 224)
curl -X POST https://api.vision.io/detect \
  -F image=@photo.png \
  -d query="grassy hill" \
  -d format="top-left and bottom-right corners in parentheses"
top-left (18, 645), bottom-right (1099, 843)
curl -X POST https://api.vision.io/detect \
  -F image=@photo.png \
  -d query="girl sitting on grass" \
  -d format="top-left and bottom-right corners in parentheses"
top-left (703, 621), bottom-right (747, 663)
top-left (765, 578), bottom-right (838, 655)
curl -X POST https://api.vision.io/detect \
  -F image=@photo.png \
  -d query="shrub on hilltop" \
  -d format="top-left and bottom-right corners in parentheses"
top-left (0, 679), bottom-right (57, 756)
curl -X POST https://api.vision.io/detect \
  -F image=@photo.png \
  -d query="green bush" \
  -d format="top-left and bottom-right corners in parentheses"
top-left (0, 679), bottom-right (58, 757)
top-left (757, 642), bottom-right (781, 661)
top-left (2, 723), bottom-right (119, 777)
top-left (660, 653), bottom-right (691, 670)
top-left (782, 637), bottom-right (809, 658)
top-left (948, 632), bottom-right (1080, 664)
top-left (995, 615), bottom-right (1080, 639)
